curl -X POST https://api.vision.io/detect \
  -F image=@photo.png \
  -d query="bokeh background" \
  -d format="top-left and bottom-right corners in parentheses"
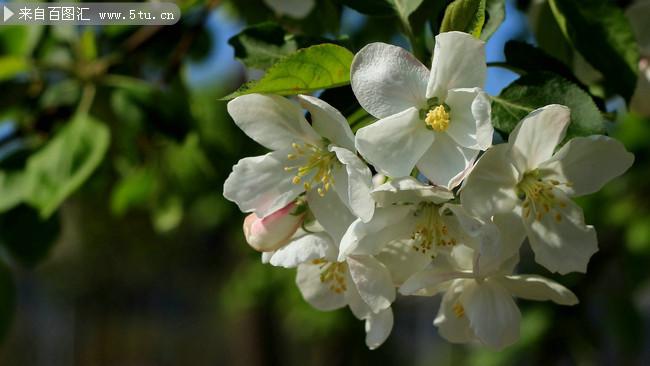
top-left (0, 0), bottom-right (649, 365)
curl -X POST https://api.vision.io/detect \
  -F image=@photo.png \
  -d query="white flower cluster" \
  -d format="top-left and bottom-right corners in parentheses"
top-left (223, 32), bottom-right (634, 350)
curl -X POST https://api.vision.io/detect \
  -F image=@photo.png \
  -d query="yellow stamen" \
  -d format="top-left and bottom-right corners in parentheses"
top-left (517, 170), bottom-right (572, 222)
top-left (411, 202), bottom-right (457, 255)
top-left (315, 260), bottom-right (347, 294)
top-left (425, 105), bottom-right (450, 132)
top-left (284, 142), bottom-right (337, 196)
top-left (453, 302), bottom-right (465, 318)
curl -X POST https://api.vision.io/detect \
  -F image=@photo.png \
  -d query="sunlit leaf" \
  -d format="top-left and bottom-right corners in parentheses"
top-left (480, 0), bottom-right (505, 41)
top-left (223, 44), bottom-right (354, 99)
top-left (0, 57), bottom-right (30, 82)
top-left (440, 0), bottom-right (486, 38)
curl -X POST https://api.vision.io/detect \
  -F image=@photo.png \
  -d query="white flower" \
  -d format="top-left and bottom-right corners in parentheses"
top-left (263, 0), bottom-right (315, 18)
top-left (461, 104), bottom-right (635, 274)
top-left (264, 221), bottom-right (396, 349)
top-left (223, 94), bottom-right (375, 241)
top-left (339, 177), bottom-right (493, 268)
top-left (350, 31), bottom-right (493, 189)
top-left (400, 241), bottom-right (578, 349)
top-left (243, 201), bottom-right (306, 252)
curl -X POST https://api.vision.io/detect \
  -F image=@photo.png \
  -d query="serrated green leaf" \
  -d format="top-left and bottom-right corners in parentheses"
top-left (549, 0), bottom-right (639, 101)
top-left (223, 44), bottom-right (353, 99)
top-left (491, 72), bottom-right (605, 139)
top-left (480, 0), bottom-right (505, 41)
top-left (0, 57), bottom-right (30, 82)
top-left (440, 0), bottom-right (486, 38)
top-left (25, 115), bottom-right (110, 218)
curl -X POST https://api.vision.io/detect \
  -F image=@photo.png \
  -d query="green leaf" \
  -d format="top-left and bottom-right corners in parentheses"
top-left (480, 0), bottom-right (505, 41)
top-left (388, 0), bottom-right (425, 28)
top-left (0, 57), bottom-right (30, 82)
top-left (228, 22), bottom-right (299, 70)
top-left (110, 168), bottom-right (158, 216)
top-left (0, 205), bottom-right (60, 267)
top-left (25, 115), bottom-right (110, 218)
top-left (440, 0), bottom-right (486, 38)
top-left (491, 72), bottom-right (605, 139)
top-left (548, 0), bottom-right (639, 101)
top-left (223, 44), bottom-right (354, 99)
top-left (0, 171), bottom-right (27, 213)
top-left (39, 79), bottom-right (82, 109)
top-left (0, 259), bottom-right (15, 343)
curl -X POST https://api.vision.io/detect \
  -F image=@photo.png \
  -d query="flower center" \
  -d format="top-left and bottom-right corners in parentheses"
top-left (285, 142), bottom-right (336, 197)
top-left (517, 170), bottom-right (572, 222)
top-left (312, 259), bottom-right (347, 294)
top-left (424, 105), bottom-right (450, 132)
top-left (411, 202), bottom-right (457, 257)
top-left (452, 302), bottom-right (465, 318)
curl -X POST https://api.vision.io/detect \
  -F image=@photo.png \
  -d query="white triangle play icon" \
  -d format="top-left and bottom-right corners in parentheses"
top-left (3, 6), bottom-right (14, 22)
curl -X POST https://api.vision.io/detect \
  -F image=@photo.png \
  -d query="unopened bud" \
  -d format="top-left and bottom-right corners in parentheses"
top-left (243, 202), bottom-right (305, 252)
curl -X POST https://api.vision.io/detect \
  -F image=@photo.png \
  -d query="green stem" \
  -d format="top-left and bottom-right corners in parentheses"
top-left (76, 83), bottom-right (96, 117)
top-left (489, 95), bottom-right (534, 113)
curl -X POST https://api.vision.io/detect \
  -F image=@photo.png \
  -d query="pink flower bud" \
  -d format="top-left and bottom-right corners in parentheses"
top-left (243, 202), bottom-right (305, 252)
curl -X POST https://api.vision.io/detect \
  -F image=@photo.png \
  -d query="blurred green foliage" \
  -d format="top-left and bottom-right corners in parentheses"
top-left (0, 0), bottom-right (647, 365)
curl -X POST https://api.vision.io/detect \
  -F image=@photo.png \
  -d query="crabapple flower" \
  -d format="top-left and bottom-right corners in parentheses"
top-left (262, 216), bottom-right (396, 349)
top-left (461, 104), bottom-right (634, 274)
top-left (400, 243), bottom-right (578, 349)
top-left (340, 177), bottom-right (481, 263)
top-left (243, 201), bottom-right (306, 252)
top-left (223, 94), bottom-right (375, 241)
top-left (350, 31), bottom-right (492, 189)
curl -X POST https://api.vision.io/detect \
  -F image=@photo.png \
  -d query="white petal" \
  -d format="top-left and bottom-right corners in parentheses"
top-left (330, 146), bottom-right (375, 222)
top-left (307, 189), bottom-right (356, 244)
top-left (509, 104), bottom-right (570, 172)
top-left (460, 143), bottom-right (520, 218)
top-left (347, 256), bottom-right (396, 314)
top-left (223, 149), bottom-right (303, 217)
top-left (498, 275), bottom-right (579, 305)
top-left (371, 176), bottom-right (454, 206)
top-left (538, 135), bottom-right (634, 197)
top-left (374, 239), bottom-right (432, 286)
top-left (227, 94), bottom-right (319, 150)
top-left (416, 132), bottom-right (479, 189)
top-left (365, 308), bottom-right (394, 350)
top-left (427, 31), bottom-right (486, 100)
top-left (524, 189), bottom-right (597, 274)
top-left (298, 95), bottom-right (356, 151)
top-left (461, 279), bottom-right (521, 350)
top-left (434, 281), bottom-right (475, 344)
top-left (296, 262), bottom-right (346, 311)
top-left (351, 42), bottom-right (429, 118)
top-left (269, 232), bottom-right (338, 268)
top-left (356, 107), bottom-right (434, 178)
top-left (445, 88), bottom-right (493, 150)
top-left (345, 274), bottom-right (373, 319)
top-left (339, 206), bottom-right (413, 260)
top-left (261, 252), bottom-right (273, 264)
top-left (399, 255), bottom-right (463, 295)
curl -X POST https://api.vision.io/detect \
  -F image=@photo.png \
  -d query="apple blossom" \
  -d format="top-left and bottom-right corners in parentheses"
top-left (350, 31), bottom-right (493, 189)
top-left (242, 201), bottom-right (306, 252)
top-left (461, 104), bottom-right (634, 274)
top-left (223, 94), bottom-right (375, 242)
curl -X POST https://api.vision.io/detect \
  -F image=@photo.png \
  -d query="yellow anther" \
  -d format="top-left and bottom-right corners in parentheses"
top-left (292, 176), bottom-right (301, 184)
top-left (517, 170), bottom-right (573, 222)
top-left (425, 105), bottom-right (450, 132)
top-left (453, 302), bottom-right (465, 318)
top-left (285, 142), bottom-right (336, 195)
